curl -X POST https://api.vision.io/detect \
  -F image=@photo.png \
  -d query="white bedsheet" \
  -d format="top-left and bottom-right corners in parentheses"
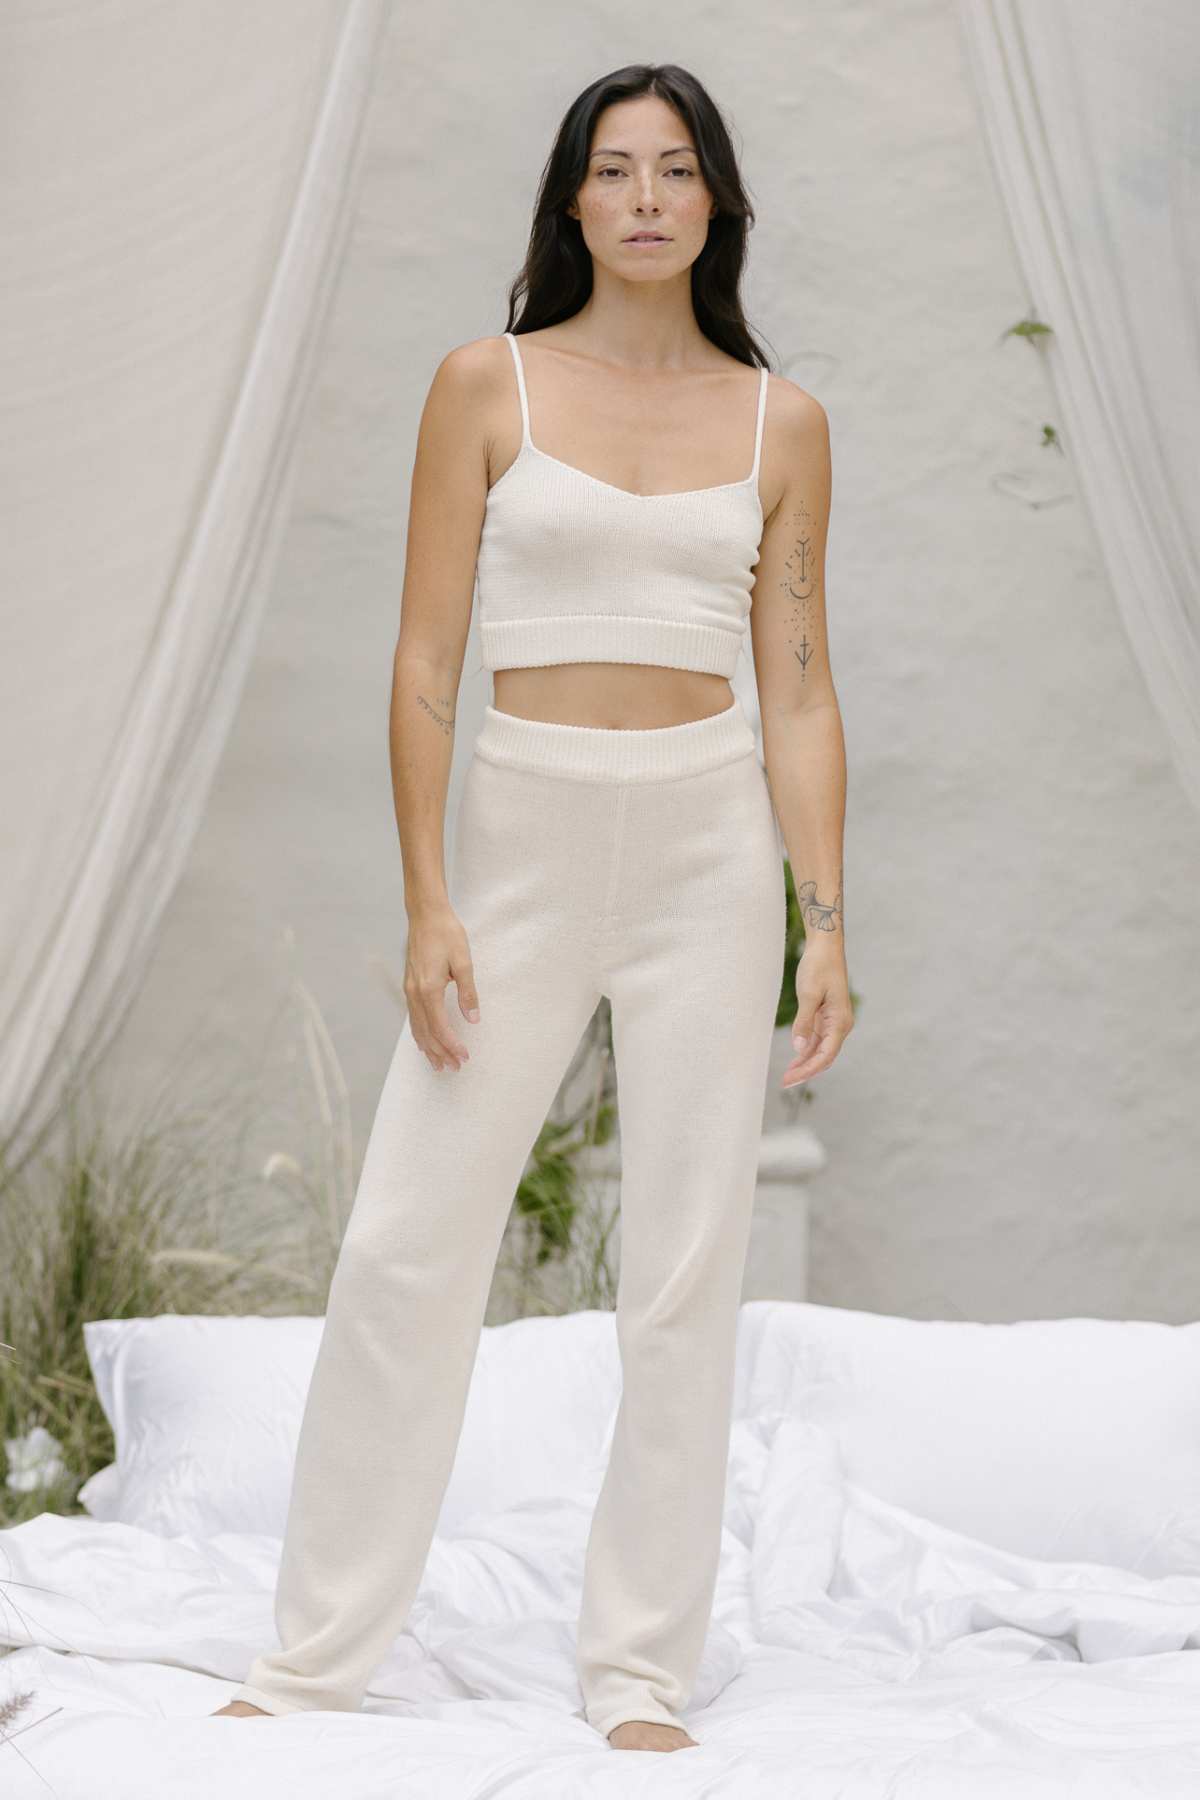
top-left (4, 1411), bottom-right (1200, 1797)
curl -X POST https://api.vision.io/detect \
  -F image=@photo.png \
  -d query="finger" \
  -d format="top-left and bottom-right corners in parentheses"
top-left (408, 1001), bottom-right (448, 1072)
top-left (784, 1024), bottom-right (849, 1083)
top-left (783, 1059), bottom-right (826, 1086)
top-left (452, 955), bottom-right (480, 1024)
top-left (424, 987), bottom-right (469, 1069)
top-left (788, 1021), bottom-right (821, 1066)
top-left (783, 1021), bottom-right (829, 1075)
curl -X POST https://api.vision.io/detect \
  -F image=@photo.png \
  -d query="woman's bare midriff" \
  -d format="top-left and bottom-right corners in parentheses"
top-left (490, 663), bottom-right (734, 730)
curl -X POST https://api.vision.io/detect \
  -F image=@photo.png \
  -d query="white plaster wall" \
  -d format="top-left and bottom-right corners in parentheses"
top-left (107, 0), bottom-right (1200, 1322)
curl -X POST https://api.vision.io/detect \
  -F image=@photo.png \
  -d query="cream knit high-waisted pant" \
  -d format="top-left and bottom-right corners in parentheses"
top-left (229, 694), bottom-right (786, 1737)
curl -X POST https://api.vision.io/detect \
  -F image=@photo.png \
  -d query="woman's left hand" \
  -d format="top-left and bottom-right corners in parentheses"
top-left (783, 946), bottom-right (854, 1089)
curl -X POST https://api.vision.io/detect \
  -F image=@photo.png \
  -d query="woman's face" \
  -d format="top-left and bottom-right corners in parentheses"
top-left (566, 95), bottom-right (717, 280)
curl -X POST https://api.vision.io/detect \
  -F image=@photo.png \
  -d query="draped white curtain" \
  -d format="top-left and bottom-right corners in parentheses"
top-left (0, 0), bottom-right (389, 1165)
top-left (957, 0), bottom-right (1200, 818)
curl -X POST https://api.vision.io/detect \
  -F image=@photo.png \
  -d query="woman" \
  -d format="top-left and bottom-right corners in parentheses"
top-left (217, 61), bottom-right (852, 1751)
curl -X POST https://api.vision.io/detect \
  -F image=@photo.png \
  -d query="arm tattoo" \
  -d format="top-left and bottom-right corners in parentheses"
top-left (779, 502), bottom-right (818, 686)
top-left (797, 865), bottom-right (843, 936)
top-left (416, 692), bottom-right (455, 734)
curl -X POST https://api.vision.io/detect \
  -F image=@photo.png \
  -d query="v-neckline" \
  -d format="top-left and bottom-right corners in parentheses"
top-left (497, 331), bottom-right (768, 510)
top-left (515, 439), bottom-right (762, 506)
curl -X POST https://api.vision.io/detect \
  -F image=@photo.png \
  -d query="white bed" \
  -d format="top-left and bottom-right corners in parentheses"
top-left (4, 1299), bottom-right (1200, 1797)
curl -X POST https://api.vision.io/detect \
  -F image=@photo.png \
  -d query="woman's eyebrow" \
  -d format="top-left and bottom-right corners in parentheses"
top-left (588, 145), bottom-right (697, 159)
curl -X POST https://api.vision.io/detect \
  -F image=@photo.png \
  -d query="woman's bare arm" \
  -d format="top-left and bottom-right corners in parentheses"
top-left (748, 381), bottom-right (854, 1088)
top-left (389, 338), bottom-right (501, 1070)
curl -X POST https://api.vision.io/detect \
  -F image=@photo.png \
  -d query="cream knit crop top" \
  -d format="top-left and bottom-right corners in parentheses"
top-left (474, 332), bottom-right (769, 678)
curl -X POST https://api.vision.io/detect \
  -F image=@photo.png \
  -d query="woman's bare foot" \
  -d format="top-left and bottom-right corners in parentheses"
top-left (607, 1719), bottom-right (698, 1751)
top-left (211, 1700), bottom-right (273, 1716)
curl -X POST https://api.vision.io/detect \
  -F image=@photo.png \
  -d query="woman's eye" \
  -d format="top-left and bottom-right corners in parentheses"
top-left (595, 166), bottom-right (695, 179)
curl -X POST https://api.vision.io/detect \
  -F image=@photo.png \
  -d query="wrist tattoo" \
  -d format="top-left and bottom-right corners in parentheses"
top-left (797, 869), bottom-right (843, 935)
top-left (416, 692), bottom-right (455, 734)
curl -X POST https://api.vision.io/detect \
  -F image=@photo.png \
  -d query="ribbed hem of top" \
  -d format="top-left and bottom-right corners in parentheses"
top-left (479, 614), bottom-right (743, 678)
top-left (472, 697), bottom-right (758, 783)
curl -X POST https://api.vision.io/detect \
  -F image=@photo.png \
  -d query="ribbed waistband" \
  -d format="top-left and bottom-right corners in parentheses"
top-left (472, 697), bottom-right (758, 783)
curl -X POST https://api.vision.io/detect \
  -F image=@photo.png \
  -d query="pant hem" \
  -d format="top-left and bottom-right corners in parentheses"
top-left (225, 1681), bottom-right (312, 1716)
top-left (591, 1703), bottom-right (691, 1739)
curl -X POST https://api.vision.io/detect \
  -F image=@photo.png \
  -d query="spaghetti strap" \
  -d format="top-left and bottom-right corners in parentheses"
top-left (749, 365), bottom-right (769, 483)
top-left (504, 332), bottom-right (532, 446)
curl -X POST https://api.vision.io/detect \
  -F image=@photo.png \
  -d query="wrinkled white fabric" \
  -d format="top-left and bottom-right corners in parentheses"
top-left (957, 0), bottom-right (1200, 816)
top-left (0, 0), bottom-right (387, 1155)
top-left (6, 1370), bottom-right (1200, 1793)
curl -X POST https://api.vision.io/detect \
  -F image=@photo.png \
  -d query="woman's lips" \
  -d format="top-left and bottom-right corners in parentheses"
top-left (624, 234), bottom-right (670, 245)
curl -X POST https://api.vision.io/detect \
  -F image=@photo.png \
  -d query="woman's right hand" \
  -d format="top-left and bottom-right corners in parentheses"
top-left (403, 903), bottom-right (481, 1072)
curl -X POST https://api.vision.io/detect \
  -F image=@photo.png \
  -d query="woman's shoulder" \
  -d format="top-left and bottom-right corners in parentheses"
top-left (764, 369), bottom-right (829, 436)
top-left (432, 333), bottom-right (513, 382)
top-left (423, 336), bottom-right (518, 420)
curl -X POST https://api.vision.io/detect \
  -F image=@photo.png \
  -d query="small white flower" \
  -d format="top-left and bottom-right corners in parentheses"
top-left (5, 1425), bottom-right (67, 1493)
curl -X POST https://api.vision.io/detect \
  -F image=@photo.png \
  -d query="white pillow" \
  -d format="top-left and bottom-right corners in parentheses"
top-left (734, 1300), bottom-right (1200, 1575)
top-left (82, 1309), bottom-right (621, 1540)
top-left (85, 1301), bottom-right (1200, 1575)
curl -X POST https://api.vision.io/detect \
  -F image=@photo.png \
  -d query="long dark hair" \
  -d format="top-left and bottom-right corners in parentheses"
top-left (504, 64), bottom-right (771, 370)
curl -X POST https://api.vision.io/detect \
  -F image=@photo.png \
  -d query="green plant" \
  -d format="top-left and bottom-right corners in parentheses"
top-left (0, 1101), bottom-right (288, 1528)
top-left (0, 970), bottom-right (376, 1524)
top-left (511, 998), bottom-right (618, 1264)
top-left (776, 857), bottom-right (808, 1029)
top-left (494, 999), bottom-right (622, 1319)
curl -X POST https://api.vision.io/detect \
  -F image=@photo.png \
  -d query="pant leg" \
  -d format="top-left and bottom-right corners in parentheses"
top-left (230, 753), bottom-right (604, 1714)
top-left (575, 750), bottom-right (786, 1739)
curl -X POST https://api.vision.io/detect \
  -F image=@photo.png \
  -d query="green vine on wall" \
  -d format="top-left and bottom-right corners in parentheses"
top-left (1001, 314), bottom-right (1063, 454)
